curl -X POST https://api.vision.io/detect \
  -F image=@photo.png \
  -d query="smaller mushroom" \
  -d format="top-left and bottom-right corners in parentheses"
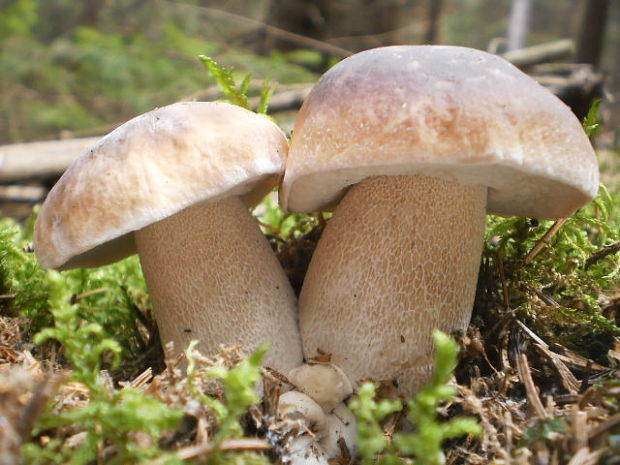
top-left (278, 391), bottom-right (357, 465)
top-left (289, 362), bottom-right (353, 412)
top-left (279, 391), bottom-right (328, 436)
top-left (322, 403), bottom-right (357, 458)
top-left (34, 101), bottom-right (303, 373)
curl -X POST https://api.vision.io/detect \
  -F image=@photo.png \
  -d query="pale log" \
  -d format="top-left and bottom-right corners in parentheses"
top-left (0, 137), bottom-right (100, 182)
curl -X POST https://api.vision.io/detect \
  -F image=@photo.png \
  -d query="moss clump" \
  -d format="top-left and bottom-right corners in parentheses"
top-left (351, 331), bottom-right (481, 465)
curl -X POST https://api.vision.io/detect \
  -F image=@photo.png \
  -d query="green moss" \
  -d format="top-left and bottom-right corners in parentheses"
top-left (199, 55), bottom-right (274, 114)
top-left (351, 331), bottom-right (481, 465)
top-left (22, 270), bottom-right (182, 465)
top-left (0, 214), bottom-right (150, 361)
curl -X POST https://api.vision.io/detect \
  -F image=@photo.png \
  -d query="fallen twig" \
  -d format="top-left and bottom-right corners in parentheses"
top-left (524, 218), bottom-right (568, 264)
top-left (516, 320), bottom-right (580, 394)
top-left (585, 241), bottom-right (620, 268)
top-left (161, 1), bottom-right (353, 58)
top-left (150, 438), bottom-right (271, 464)
top-left (516, 353), bottom-right (548, 419)
top-left (70, 287), bottom-right (108, 304)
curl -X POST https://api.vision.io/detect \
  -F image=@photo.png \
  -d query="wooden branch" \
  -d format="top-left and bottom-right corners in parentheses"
top-left (516, 352), bottom-right (548, 419)
top-left (524, 218), bottom-right (568, 264)
top-left (500, 39), bottom-right (575, 68)
top-left (249, 86), bottom-right (311, 113)
top-left (576, 0), bottom-right (610, 68)
top-left (0, 39), bottom-right (595, 185)
top-left (0, 185), bottom-right (47, 202)
top-left (0, 137), bottom-right (100, 183)
top-left (586, 241), bottom-right (620, 268)
top-left (0, 85), bottom-right (313, 183)
top-left (161, 1), bottom-right (353, 58)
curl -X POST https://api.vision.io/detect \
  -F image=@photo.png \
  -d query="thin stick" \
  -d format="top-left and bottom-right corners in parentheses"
top-left (516, 353), bottom-right (548, 418)
top-left (516, 320), bottom-right (580, 394)
top-left (497, 247), bottom-right (510, 310)
top-left (70, 287), bottom-right (107, 304)
top-left (588, 412), bottom-right (620, 440)
top-left (151, 438), bottom-right (271, 464)
top-left (524, 218), bottom-right (568, 264)
top-left (566, 448), bottom-right (605, 465)
top-left (162, 1), bottom-right (353, 58)
top-left (572, 408), bottom-right (589, 453)
top-left (585, 241), bottom-right (620, 268)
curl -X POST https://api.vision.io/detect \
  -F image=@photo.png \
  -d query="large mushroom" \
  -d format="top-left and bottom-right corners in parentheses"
top-left (35, 101), bottom-right (303, 373)
top-left (280, 46), bottom-right (599, 396)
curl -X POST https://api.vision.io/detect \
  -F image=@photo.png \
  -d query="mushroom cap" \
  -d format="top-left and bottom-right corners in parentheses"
top-left (287, 436), bottom-right (330, 465)
top-left (322, 403), bottom-right (357, 457)
top-left (289, 363), bottom-right (353, 412)
top-left (278, 391), bottom-right (328, 436)
top-left (278, 391), bottom-right (356, 463)
top-left (35, 101), bottom-right (288, 270)
top-left (280, 45), bottom-right (599, 219)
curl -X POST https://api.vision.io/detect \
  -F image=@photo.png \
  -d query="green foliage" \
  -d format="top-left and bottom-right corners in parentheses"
top-left (0, 0), bottom-right (38, 40)
top-left (1, 215), bottom-right (54, 327)
top-left (485, 182), bottom-right (620, 357)
top-left (23, 270), bottom-right (183, 465)
top-left (199, 55), bottom-right (274, 114)
top-left (518, 417), bottom-right (567, 447)
top-left (0, 215), bottom-right (149, 358)
top-left (583, 99), bottom-right (602, 139)
top-left (199, 55), bottom-right (250, 109)
top-left (0, 2), bottom-right (318, 143)
top-left (351, 331), bottom-right (481, 465)
top-left (186, 342), bottom-right (269, 464)
top-left (257, 80), bottom-right (275, 115)
top-left (256, 194), bottom-right (323, 239)
top-left (394, 332), bottom-right (482, 465)
top-left (35, 270), bottom-right (122, 387)
top-left (351, 383), bottom-right (403, 465)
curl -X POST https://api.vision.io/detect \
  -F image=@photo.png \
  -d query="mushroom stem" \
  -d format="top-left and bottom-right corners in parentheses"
top-left (135, 196), bottom-right (303, 373)
top-left (299, 175), bottom-right (487, 396)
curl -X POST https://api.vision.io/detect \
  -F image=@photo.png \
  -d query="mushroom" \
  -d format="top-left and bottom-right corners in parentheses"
top-left (35, 101), bottom-right (303, 373)
top-left (278, 390), bottom-right (357, 464)
top-left (289, 362), bottom-right (353, 412)
top-left (280, 46), bottom-right (599, 396)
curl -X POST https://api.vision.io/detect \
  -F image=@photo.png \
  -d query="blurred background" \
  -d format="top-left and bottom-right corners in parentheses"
top-left (0, 0), bottom-right (618, 216)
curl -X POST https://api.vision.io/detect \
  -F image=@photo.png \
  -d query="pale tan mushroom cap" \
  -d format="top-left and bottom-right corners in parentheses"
top-left (289, 363), bottom-right (353, 412)
top-left (281, 45), bottom-right (599, 218)
top-left (35, 102), bottom-right (288, 269)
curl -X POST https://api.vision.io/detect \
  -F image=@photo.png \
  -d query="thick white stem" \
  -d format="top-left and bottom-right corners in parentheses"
top-left (299, 175), bottom-right (487, 396)
top-left (135, 196), bottom-right (303, 373)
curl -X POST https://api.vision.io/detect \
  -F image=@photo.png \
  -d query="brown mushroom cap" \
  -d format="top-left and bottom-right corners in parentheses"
top-left (281, 45), bottom-right (599, 218)
top-left (35, 101), bottom-right (287, 269)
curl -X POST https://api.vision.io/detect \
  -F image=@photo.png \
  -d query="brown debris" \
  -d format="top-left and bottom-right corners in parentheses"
top-left (0, 316), bottom-right (23, 365)
top-left (517, 352), bottom-right (549, 419)
top-left (1, 209), bottom-right (619, 465)
top-left (0, 357), bottom-right (65, 465)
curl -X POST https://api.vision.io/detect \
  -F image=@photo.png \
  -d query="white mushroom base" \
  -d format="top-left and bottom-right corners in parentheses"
top-left (278, 391), bottom-right (357, 464)
top-left (135, 196), bottom-right (303, 373)
top-left (298, 175), bottom-right (487, 396)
